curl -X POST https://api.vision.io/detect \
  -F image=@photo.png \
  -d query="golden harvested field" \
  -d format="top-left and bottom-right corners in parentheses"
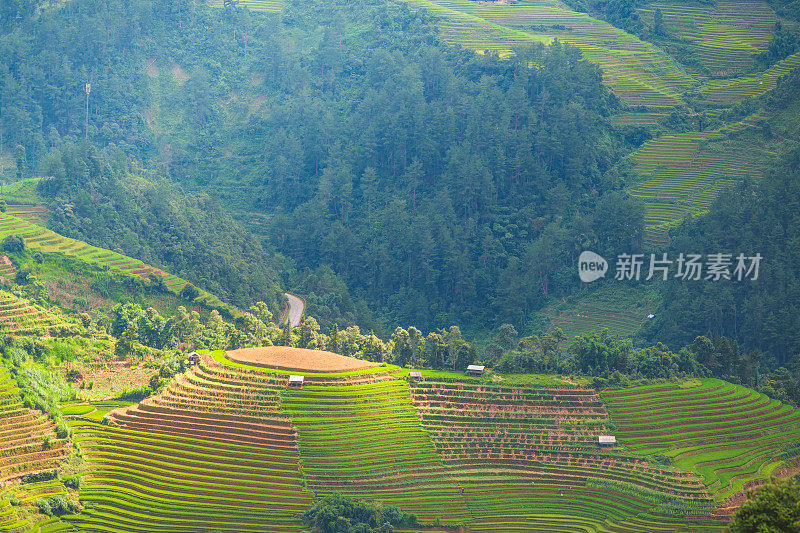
top-left (226, 346), bottom-right (379, 372)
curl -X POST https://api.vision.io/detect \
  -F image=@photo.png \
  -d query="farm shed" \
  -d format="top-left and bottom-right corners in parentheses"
top-left (288, 375), bottom-right (305, 388)
top-left (187, 352), bottom-right (201, 365)
top-left (409, 371), bottom-right (422, 380)
top-left (466, 365), bottom-right (485, 376)
top-left (598, 435), bottom-right (616, 449)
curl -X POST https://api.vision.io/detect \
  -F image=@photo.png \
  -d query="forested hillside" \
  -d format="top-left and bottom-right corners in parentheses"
top-left (2, 0), bottom-right (800, 364)
top-left (0, 0), bottom-right (647, 334)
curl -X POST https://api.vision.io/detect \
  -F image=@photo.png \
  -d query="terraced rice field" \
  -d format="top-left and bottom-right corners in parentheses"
top-left (3, 204), bottom-right (49, 225)
top-left (544, 285), bottom-right (659, 341)
top-left (0, 212), bottom-right (225, 308)
top-left (628, 132), bottom-right (765, 246)
top-left (638, 0), bottom-right (776, 75)
top-left (401, 0), bottom-right (694, 107)
top-left (410, 380), bottom-right (725, 531)
top-left (0, 365), bottom-right (69, 532)
top-left (545, 302), bottom-right (652, 340)
top-left (207, 0), bottom-right (284, 12)
top-left (610, 112), bottom-right (667, 126)
top-left (0, 254), bottom-right (16, 280)
top-left (698, 51), bottom-right (800, 104)
top-left (1, 368), bottom-right (68, 484)
top-left (0, 290), bottom-right (76, 336)
top-left (281, 375), bottom-right (473, 525)
top-left (603, 379), bottom-right (800, 503)
top-left (66, 356), bottom-right (313, 532)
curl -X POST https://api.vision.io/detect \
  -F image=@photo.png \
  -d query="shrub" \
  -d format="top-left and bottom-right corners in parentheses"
top-left (304, 494), bottom-right (417, 532)
top-left (33, 251), bottom-right (44, 263)
top-left (36, 495), bottom-right (77, 517)
top-left (15, 266), bottom-right (31, 284)
top-left (0, 200), bottom-right (6, 212)
top-left (2, 234), bottom-right (24, 252)
top-left (21, 469), bottom-right (58, 484)
top-left (118, 385), bottom-right (151, 401)
top-left (180, 283), bottom-right (200, 301)
top-left (64, 476), bottom-right (81, 490)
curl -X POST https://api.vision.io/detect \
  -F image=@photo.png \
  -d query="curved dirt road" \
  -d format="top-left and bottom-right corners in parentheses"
top-left (283, 292), bottom-right (304, 327)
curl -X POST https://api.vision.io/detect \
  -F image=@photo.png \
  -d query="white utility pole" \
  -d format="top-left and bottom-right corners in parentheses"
top-left (85, 82), bottom-right (91, 143)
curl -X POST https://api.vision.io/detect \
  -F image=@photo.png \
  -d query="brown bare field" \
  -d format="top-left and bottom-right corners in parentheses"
top-left (226, 346), bottom-right (379, 372)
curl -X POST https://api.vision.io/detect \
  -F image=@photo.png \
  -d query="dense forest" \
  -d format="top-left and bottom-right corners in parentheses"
top-left (0, 0), bottom-right (645, 334)
top-left (644, 143), bottom-right (800, 367)
top-left (2, 0), bottom-right (800, 374)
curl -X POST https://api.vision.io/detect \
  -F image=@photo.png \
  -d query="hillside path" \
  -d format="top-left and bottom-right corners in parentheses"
top-left (284, 292), bottom-right (304, 327)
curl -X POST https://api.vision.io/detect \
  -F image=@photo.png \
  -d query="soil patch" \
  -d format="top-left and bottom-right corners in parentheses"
top-left (226, 346), bottom-right (378, 373)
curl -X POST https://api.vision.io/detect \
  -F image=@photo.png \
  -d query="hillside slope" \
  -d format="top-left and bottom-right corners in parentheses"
top-left (603, 379), bottom-right (800, 513)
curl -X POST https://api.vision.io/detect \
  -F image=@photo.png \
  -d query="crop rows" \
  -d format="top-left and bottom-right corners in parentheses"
top-left (0, 365), bottom-right (69, 533)
top-left (0, 367), bottom-right (67, 487)
top-left (281, 378), bottom-right (472, 525)
top-left (637, 0), bottom-right (775, 75)
top-left (0, 290), bottom-right (77, 336)
top-left (65, 357), bottom-right (313, 532)
top-left (628, 132), bottom-right (764, 245)
top-left (545, 305), bottom-right (649, 340)
top-left (610, 112), bottom-right (666, 126)
top-left (698, 51), bottom-right (800, 104)
top-left (0, 213), bottom-right (227, 309)
top-left (207, 0), bottom-right (284, 12)
top-left (603, 379), bottom-right (800, 503)
top-left (409, 380), bottom-right (718, 529)
top-left (3, 204), bottom-right (49, 225)
top-left (0, 255), bottom-right (16, 280)
top-left (401, 0), bottom-right (694, 107)
top-left (0, 213), bottom-right (184, 287)
top-left (544, 285), bottom-right (658, 341)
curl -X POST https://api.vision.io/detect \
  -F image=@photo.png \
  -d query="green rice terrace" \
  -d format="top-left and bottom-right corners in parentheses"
top-left (637, 0), bottom-right (777, 75)
top-left (21, 346), bottom-right (798, 531)
top-left (400, 0), bottom-right (693, 107)
top-left (603, 379), bottom-right (800, 508)
top-left (543, 285), bottom-right (660, 341)
top-left (0, 365), bottom-right (70, 533)
top-left (65, 355), bottom-right (314, 532)
top-left (0, 211), bottom-right (225, 310)
top-left (626, 130), bottom-right (769, 246)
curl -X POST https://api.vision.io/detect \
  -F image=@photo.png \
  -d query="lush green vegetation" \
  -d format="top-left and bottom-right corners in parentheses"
top-left (603, 379), bottom-right (800, 502)
top-left (644, 143), bottom-right (800, 368)
top-left (2, 0), bottom-right (800, 529)
top-left (66, 358), bottom-right (314, 532)
top-left (303, 494), bottom-right (418, 532)
top-left (728, 478), bottom-right (800, 532)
